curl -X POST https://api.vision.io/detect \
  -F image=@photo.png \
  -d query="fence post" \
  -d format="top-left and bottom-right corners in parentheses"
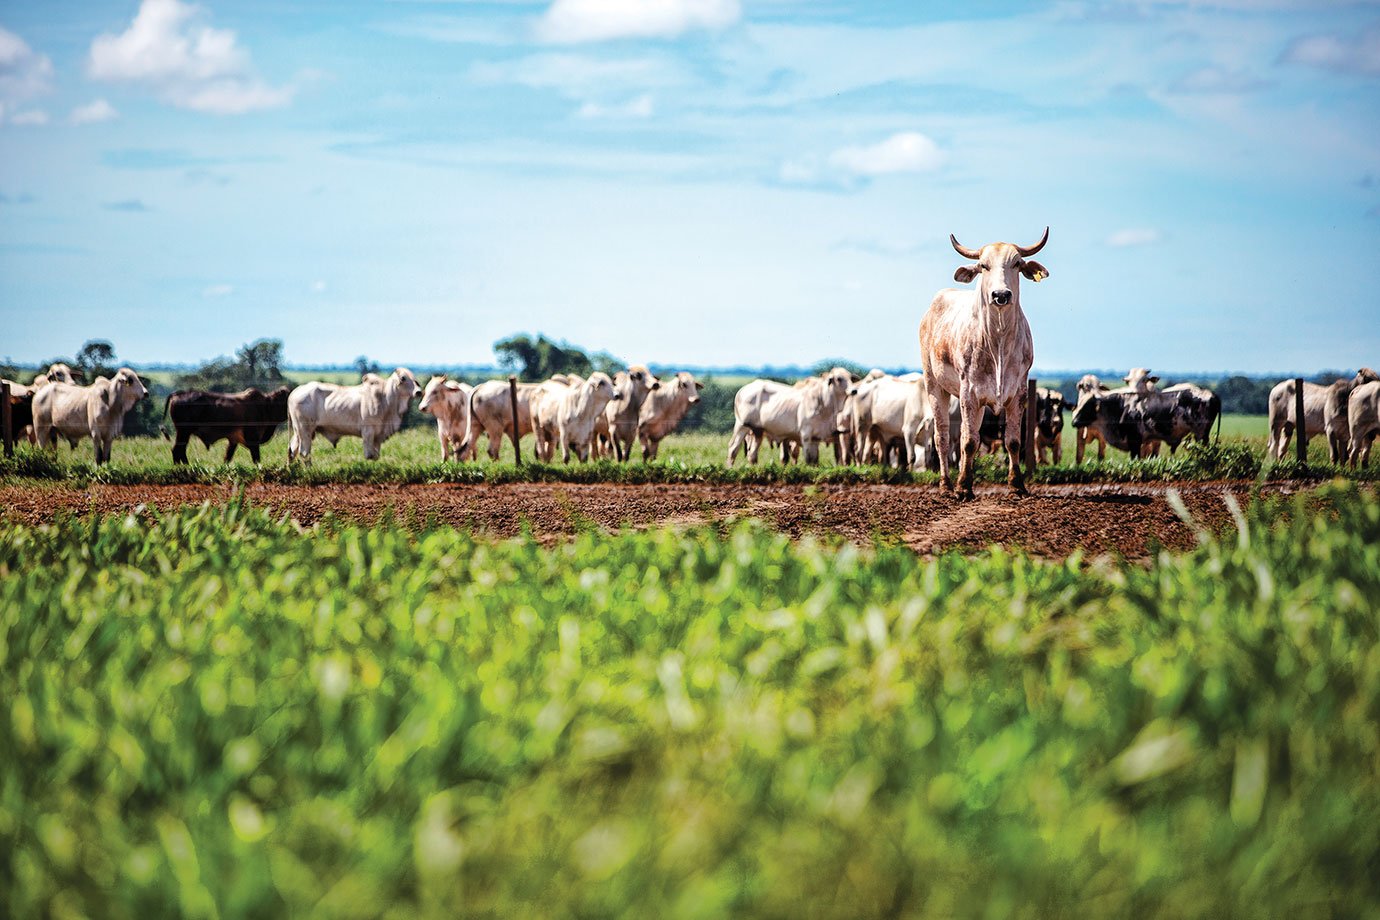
top-left (1294, 377), bottom-right (1307, 466)
top-left (1024, 379), bottom-right (1037, 477)
top-left (508, 375), bottom-right (522, 465)
top-left (1, 381), bottom-right (12, 459)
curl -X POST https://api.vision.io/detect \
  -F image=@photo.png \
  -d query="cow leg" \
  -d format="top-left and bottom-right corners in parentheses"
top-left (725, 422), bottom-right (747, 466)
top-left (929, 389), bottom-right (954, 490)
top-left (1001, 393), bottom-right (1028, 497)
top-left (248, 443), bottom-right (262, 464)
top-left (954, 390), bottom-right (982, 500)
top-left (172, 430), bottom-right (191, 465)
top-left (225, 441), bottom-right (238, 463)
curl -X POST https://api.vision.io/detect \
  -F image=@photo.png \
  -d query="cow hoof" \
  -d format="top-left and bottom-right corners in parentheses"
top-left (955, 487), bottom-right (975, 502)
top-left (1011, 485), bottom-right (1030, 498)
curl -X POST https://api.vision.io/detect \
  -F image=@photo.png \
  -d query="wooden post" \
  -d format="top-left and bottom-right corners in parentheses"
top-left (1024, 379), bottom-right (1037, 476)
top-left (507, 375), bottom-right (522, 465)
top-left (1294, 377), bottom-right (1307, 466)
top-left (1, 381), bottom-right (12, 459)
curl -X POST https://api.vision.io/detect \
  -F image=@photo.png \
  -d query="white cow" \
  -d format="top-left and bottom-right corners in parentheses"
top-left (599, 366), bottom-right (660, 462)
top-left (460, 380), bottom-right (542, 461)
top-left (1346, 380), bottom-right (1380, 467)
top-left (1321, 369), bottom-right (1380, 464)
top-left (530, 375), bottom-right (581, 462)
top-left (637, 371), bottom-right (702, 460)
top-left (852, 374), bottom-right (925, 467)
top-left (538, 372), bottom-right (621, 463)
top-left (919, 229), bottom-right (1050, 499)
top-left (418, 374), bottom-right (475, 462)
top-left (726, 367), bottom-right (853, 465)
top-left (32, 367), bottom-right (149, 464)
top-left (1267, 378), bottom-right (1331, 461)
top-left (288, 368), bottom-right (420, 463)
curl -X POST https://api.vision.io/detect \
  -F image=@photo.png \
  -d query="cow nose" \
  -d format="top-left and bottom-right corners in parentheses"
top-left (991, 289), bottom-right (1012, 305)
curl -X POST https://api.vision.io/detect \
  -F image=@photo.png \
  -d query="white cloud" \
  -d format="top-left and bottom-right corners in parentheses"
top-left (577, 93), bottom-right (654, 118)
top-left (536, 0), bottom-right (740, 44)
top-left (203, 283), bottom-right (234, 297)
top-left (828, 132), bottom-right (944, 177)
top-left (88, 0), bottom-right (293, 114)
top-left (1280, 25), bottom-right (1380, 76)
top-left (311, 280), bottom-right (327, 293)
top-left (779, 132), bottom-right (944, 190)
top-left (1107, 227), bottom-right (1162, 247)
top-left (69, 98), bottom-right (119, 125)
top-left (0, 26), bottom-right (54, 112)
top-left (469, 53), bottom-right (679, 96)
top-left (1168, 66), bottom-right (1268, 95)
top-left (9, 109), bottom-right (49, 126)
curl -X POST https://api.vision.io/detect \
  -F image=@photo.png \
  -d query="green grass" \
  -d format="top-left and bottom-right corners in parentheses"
top-left (4, 417), bottom-right (1374, 486)
top-left (2, 485), bottom-right (1378, 917)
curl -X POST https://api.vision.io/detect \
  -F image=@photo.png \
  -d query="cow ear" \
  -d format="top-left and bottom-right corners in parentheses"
top-left (1148, 375), bottom-right (1160, 385)
top-left (694, 381), bottom-right (704, 390)
top-left (954, 264), bottom-right (980, 283)
top-left (1021, 261), bottom-right (1049, 282)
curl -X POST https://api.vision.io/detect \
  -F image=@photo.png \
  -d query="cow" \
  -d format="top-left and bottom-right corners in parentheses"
top-left (32, 367), bottom-right (149, 464)
top-left (726, 367), bottom-right (853, 465)
top-left (1118, 369), bottom-right (1218, 457)
top-left (418, 375), bottom-right (475, 462)
top-left (164, 387), bottom-right (292, 464)
top-left (850, 374), bottom-right (926, 468)
top-left (1322, 369), bottom-right (1380, 464)
top-left (1074, 374), bottom-right (1111, 464)
top-left (460, 379), bottom-right (542, 462)
top-left (3, 364), bottom-right (79, 444)
top-left (4, 387), bottom-right (34, 443)
top-left (1267, 378), bottom-right (1333, 460)
top-left (533, 372), bottom-right (621, 463)
top-left (1069, 388), bottom-right (1165, 459)
top-left (598, 365), bottom-right (660, 462)
top-left (1346, 380), bottom-right (1380, 467)
top-left (530, 375), bottom-right (582, 462)
top-left (287, 368), bottom-right (420, 463)
top-left (977, 387), bottom-right (1067, 464)
top-left (919, 229), bottom-right (1049, 499)
top-left (637, 371), bottom-right (702, 460)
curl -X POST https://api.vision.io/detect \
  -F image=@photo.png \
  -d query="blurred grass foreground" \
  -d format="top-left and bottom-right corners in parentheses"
top-left (2, 484), bottom-right (1379, 918)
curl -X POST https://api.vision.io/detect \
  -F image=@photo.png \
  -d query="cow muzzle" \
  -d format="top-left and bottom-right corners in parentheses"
top-left (991, 289), bottom-right (1012, 306)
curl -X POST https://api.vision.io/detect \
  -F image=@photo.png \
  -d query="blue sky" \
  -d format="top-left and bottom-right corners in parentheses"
top-left (2, 0), bottom-right (1378, 374)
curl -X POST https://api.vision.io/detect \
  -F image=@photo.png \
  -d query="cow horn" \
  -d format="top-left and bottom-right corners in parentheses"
top-left (1017, 227), bottom-right (1049, 257)
top-left (950, 234), bottom-right (981, 260)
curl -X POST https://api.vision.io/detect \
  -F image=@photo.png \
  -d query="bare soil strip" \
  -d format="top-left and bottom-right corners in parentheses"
top-left (0, 480), bottom-right (1315, 559)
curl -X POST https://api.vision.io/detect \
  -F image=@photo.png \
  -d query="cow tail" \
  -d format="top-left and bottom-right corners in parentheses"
top-left (458, 385), bottom-right (478, 457)
top-left (160, 392), bottom-right (175, 440)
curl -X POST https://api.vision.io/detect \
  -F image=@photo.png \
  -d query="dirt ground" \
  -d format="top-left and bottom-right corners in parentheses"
top-left (0, 480), bottom-right (1314, 559)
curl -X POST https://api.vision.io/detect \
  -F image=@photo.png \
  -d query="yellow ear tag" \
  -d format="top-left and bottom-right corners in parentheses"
top-left (1033, 271), bottom-right (1046, 282)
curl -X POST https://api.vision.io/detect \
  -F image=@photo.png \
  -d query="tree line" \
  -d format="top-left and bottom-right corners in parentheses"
top-left (2, 335), bottom-right (1357, 439)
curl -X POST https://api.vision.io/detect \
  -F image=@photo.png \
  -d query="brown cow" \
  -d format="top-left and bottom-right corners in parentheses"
top-left (165, 387), bottom-right (293, 464)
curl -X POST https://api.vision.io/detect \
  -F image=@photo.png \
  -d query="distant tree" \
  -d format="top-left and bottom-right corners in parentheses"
top-left (678, 378), bottom-right (736, 434)
top-left (75, 340), bottom-right (117, 382)
top-left (810, 358), bottom-right (869, 380)
top-left (493, 334), bottom-right (606, 381)
top-left (354, 355), bottom-right (382, 378)
top-left (174, 339), bottom-right (289, 393)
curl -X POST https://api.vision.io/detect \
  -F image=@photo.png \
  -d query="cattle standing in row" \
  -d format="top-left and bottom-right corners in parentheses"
top-left (1347, 380), bottom-right (1380, 467)
top-left (288, 368), bottom-right (420, 463)
top-left (33, 367), bottom-right (149, 464)
top-left (418, 375), bottom-right (475, 462)
top-left (637, 371), bottom-right (701, 460)
top-left (164, 387), bottom-right (292, 464)
top-left (531, 372), bottom-right (622, 463)
top-left (1071, 381), bottom-right (1220, 459)
top-left (1322, 370), bottom-right (1379, 464)
top-left (919, 229), bottom-right (1050, 499)
top-left (461, 380), bottom-right (540, 461)
top-left (726, 367), bottom-right (853, 465)
top-left (599, 365), bottom-right (660, 461)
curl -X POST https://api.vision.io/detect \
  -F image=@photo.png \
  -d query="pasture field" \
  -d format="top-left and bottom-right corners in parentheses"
top-left (2, 484), bottom-right (1378, 918)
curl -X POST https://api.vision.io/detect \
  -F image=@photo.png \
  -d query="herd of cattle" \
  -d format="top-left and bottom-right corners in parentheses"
top-left (3, 229), bottom-right (1378, 485)
top-left (5, 358), bottom-right (1379, 475)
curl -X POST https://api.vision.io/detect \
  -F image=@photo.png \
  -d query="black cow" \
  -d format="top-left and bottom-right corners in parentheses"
top-left (1070, 389), bottom-right (1187, 459)
top-left (978, 388), bottom-right (1066, 463)
top-left (4, 388), bottom-right (34, 443)
top-left (164, 387), bottom-right (293, 464)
